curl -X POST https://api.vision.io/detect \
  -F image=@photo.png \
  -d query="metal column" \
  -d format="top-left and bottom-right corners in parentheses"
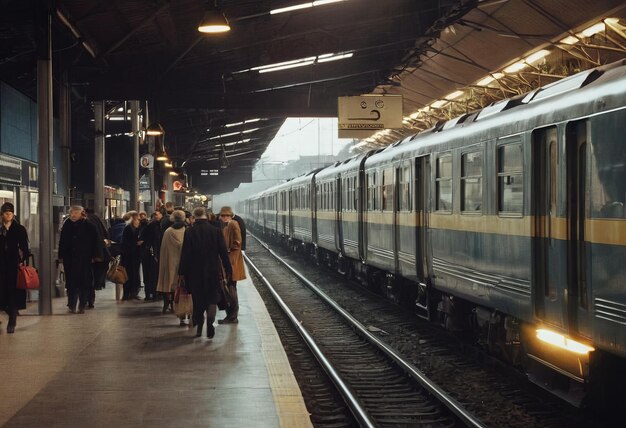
top-left (130, 100), bottom-right (140, 211)
top-left (94, 101), bottom-right (105, 219)
top-left (37, 1), bottom-right (53, 315)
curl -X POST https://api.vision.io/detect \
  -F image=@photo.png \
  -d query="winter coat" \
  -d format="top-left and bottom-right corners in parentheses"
top-left (58, 218), bottom-right (102, 291)
top-left (156, 223), bottom-right (185, 293)
top-left (0, 220), bottom-right (29, 310)
top-left (179, 219), bottom-right (231, 305)
top-left (223, 219), bottom-right (246, 281)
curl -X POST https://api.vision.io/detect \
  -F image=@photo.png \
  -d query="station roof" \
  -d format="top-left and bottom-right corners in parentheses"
top-left (2, 0), bottom-right (626, 194)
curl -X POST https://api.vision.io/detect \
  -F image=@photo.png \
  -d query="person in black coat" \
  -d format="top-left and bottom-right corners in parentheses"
top-left (121, 211), bottom-right (142, 300)
top-left (0, 202), bottom-right (29, 333)
top-left (138, 211), bottom-right (162, 300)
top-left (179, 207), bottom-right (232, 339)
top-left (233, 213), bottom-right (246, 251)
top-left (58, 206), bottom-right (103, 313)
top-left (85, 208), bottom-right (110, 309)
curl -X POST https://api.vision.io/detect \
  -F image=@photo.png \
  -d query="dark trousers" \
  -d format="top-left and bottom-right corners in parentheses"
top-left (193, 303), bottom-right (217, 328)
top-left (123, 260), bottom-right (141, 300)
top-left (141, 252), bottom-right (157, 299)
top-left (225, 281), bottom-right (239, 320)
top-left (67, 286), bottom-right (90, 311)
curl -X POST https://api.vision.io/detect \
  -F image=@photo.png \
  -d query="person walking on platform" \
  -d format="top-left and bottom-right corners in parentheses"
top-left (179, 207), bottom-right (232, 338)
top-left (0, 202), bottom-right (29, 333)
top-left (58, 206), bottom-right (102, 313)
top-left (139, 211), bottom-right (162, 301)
top-left (121, 211), bottom-right (142, 300)
top-left (156, 210), bottom-right (186, 318)
top-left (218, 206), bottom-right (245, 325)
top-left (85, 208), bottom-right (110, 309)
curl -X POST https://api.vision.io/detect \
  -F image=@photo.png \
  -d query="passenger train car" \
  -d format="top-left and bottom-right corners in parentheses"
top-left (242, 60), bottom-right (626, 404)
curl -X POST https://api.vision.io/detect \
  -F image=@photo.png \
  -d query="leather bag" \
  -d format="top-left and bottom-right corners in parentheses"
top-left (17, 255), bottom-right (40, 290)
top-left (106, 256), bottom-right (128, 284)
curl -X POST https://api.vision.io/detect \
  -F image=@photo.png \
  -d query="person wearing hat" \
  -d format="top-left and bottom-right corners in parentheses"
top-left (0, 202), bottom-right (30, 333)
top-left (218, 206), bottom-right (246, 324)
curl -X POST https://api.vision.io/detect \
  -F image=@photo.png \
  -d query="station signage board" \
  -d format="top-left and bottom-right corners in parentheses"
top-left (338, 95), bottom-right (403, 138)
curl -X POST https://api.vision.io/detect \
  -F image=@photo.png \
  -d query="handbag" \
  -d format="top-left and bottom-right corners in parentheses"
top-left (17, 255), bottom-right (39, 290)
top-left (217, 266), bottom-right (234, 311)
top-left (106, 256), bottom-right (128, 284)
top-left (174, 286), bottom-right (193, 317)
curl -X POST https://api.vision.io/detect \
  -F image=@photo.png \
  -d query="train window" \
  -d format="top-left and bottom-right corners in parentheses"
top-left (367, 172), bottom-right (378, 210)
top-left (382, 168), bottom-right (394, 211)
top-left (461, 151), bottom-right (483, 212)
top-left (398, 164), bottom-right (411, 212)
top-left (497, 143), bottom-right (523, 214)
top-left (436, 154), bottom-right (452, 212)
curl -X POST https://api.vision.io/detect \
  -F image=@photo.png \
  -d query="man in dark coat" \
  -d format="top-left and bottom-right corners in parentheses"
top-left (160, 201), bottom-right (175, 232)
top-left (233, 213), bottom-right (247, 251)
top-left (0, 202), bottom-right (29, 333)
top-left (138, 210), bottom-right (162, 300)
top-left (179, 206), bottom-right (232, 339)
top-left (85, 208), bottom-right (110, 309)
top-left (58, 206), bottom-right (103, 313)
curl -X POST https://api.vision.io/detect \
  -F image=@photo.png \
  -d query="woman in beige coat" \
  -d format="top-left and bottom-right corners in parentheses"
top-left (156, 210), bottom-right (186, 318)
top-left (218, 206), bottom-right (246, 324)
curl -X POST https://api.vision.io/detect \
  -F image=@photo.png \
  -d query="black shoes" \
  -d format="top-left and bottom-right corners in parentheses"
top-left (207, 324), bottom-right (215, 339)
top-left (195, 324), bottom-right (203, 337)
top-left (217, 318), bottom-right (238, 325)
top-left (7, 325), bottom-right (15, 334)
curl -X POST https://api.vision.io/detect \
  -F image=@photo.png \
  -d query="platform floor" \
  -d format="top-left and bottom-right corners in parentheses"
top-left (0, 269), bottom-right (312, 428)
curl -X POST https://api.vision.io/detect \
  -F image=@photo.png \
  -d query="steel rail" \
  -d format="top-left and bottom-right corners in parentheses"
top-left (250, 234), bottom-right (486, 428)
top-left (243, 251), bottom-right (378, 428)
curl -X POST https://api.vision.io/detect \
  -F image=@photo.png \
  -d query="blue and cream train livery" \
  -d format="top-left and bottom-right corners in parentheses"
top-left (242, 60), bottom-right (626, 404)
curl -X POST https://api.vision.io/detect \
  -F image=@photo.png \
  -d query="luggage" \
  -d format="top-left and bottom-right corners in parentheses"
top-left (106, 256), bottom-right (128, 284)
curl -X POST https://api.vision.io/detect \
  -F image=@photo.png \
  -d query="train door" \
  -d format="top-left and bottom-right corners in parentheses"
top-left (532, 126), bottom-right (567, 329)
top-left (565, 120), bottom-right (591, 338)
top-left (394, 162), bottom-right (412, 278)
top-left (414, 156), bottom-right (431, 318)
top-left (335, 176), bottom-right (343, 253)
top-left (288, 187), bottom-right (293, 238)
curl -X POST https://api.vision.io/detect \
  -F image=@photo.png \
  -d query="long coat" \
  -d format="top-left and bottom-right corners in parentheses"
top-left (58, 218), bottom-right (102, 291)
top-left (0, 220), bottom-right (29, 311)
top-left (179, 219), bottom-right (232, 306)
top-left (156, 224), bottom-right (185, 294)
top-left (223, 219), bottom-right (246, 281)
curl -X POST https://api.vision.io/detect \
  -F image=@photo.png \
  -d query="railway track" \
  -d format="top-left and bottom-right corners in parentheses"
top-left (245, 235), bottom-right (586, 427)
top-left (245, 236), bottom-right (484, 427)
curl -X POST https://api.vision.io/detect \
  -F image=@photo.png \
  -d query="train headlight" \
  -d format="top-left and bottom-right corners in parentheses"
top-left (536, 329), bottom-right (595, 354)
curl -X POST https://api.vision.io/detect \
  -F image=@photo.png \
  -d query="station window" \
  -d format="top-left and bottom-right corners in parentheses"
top-left (436, 154), bottom-right (452, 211)
top-left (382, 168), bottom-right (394, 211)
top-left (398, 164), bottom-right (411, 212)
top-left (461, 150), bottom-right (483, 212)
top-left (497, 143), bottom-right (523, 214)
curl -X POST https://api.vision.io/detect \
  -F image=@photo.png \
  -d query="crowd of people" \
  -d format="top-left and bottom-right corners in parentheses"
top-left (0, 200), bottom-right (246, 339)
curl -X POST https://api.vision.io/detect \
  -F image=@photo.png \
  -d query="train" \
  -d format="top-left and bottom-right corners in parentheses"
top-left (241, 59), bottom-right (626, 405)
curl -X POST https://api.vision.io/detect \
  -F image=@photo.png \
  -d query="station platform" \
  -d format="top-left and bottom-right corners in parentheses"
top-left (0, 269), bottom-right (312, 428)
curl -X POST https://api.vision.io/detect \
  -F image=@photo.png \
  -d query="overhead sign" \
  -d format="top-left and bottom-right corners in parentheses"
top-left (338, 95), bottom-right (403, 138)
top-left (140, 154), bottom-right (154, 169)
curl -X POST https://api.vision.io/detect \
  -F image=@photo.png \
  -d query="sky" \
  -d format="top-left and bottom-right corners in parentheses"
top-left (261, 117), bottom-right (354, 162)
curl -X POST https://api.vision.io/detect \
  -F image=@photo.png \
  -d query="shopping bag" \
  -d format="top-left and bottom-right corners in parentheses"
top-left (17, 255), bottom-right (39, 290)
top-left (174, 287), bottom-right (193, 317)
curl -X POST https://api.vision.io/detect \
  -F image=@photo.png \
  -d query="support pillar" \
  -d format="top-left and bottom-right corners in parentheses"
top-left (37, 0), bottom-right (53, 315)
top-left (94, 101), bottom-right (105, 219)
top-left (130, 100), bottom-right (140, 211)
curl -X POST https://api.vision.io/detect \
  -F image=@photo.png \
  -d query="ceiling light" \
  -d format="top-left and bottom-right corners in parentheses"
top-left (270, 3), bottom-right (313, 15)
top-left (503, 61), bottom-right (527, 73)
top-left (225, 118), bottom-right (262, 128)
top-left (146, 123), bottom-right (164, 136)
top-left (525, 49), bottom-right (550, 64)
top-left (164, 162), bottom-right (173, 168)
top-left (560, 35), bottom-right (579, 45)
top-left (259, 60), bottom-right (315, 73)
top-left (317, 52), bottom-right (353, 62)
top-left (198, 3), bottom-right (231, 34)
top-left (155, 148), bottom-right (169, 162)
top-left (445, 90), bottom-right (464, 100)
top-left (580, 22), bottom-right (605, 37)
top-left (313, 0), bottom-right (344, 5)
top-left (252, 56), bottom-right (316, 72)
top-left (208, 128), bottom-right (260, 140)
